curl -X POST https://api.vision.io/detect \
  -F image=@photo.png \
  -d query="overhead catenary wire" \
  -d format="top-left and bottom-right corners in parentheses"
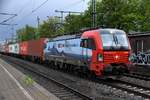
top-left (1, 0), bottom-right (86, 33)
top-left (54, 0), bottom-right (85, 25)
top-left (11, 0), bottom-right (35, 25)
top-left (0, 23), bottom-right (17, 25)
top-left (0, 0), bottom-right (88, 42)
top-left (55, 10), bottom-right (82, 24)
top-left (31, 0), bottom-right (49, 13)
top-left (0, 0), bottom-right (49, 41)
top-left (10, 0), bottom-right (85, 26)
top-left (0, 13), bottom-right (16, 16)
top-left (58, 0), bottom-right (85, 10)
top-left (15, 0), bottom-right (49, 25)
top-left (18, 0), bottom-right (32, 14)
top-left (0, 0), bottom-right (31, 28)
top-left (0, 0), bottom-right (49, 38)
top-left (0, 14), bottom-right (17, 24)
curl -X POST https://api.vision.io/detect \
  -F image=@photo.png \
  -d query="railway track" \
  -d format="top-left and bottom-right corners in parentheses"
top-left (2, 55), bottom-right (150, 99)
top-left (105, 79), bottom-right (150, 99)
top-left (123, 73), bottom-right (150, 81)
top-left (3, 57), bottom-right (93, 100)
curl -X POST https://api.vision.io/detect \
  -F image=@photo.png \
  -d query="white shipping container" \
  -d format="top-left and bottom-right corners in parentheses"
top-left (0, 45), bottom-right (2, 52)
top-left (8, 43), bottom-right (19, 54)
top-left (0, 45), bottom-right (6, 52)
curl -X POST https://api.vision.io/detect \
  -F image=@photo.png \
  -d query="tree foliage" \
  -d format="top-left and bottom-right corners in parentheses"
top-left (17, 0), bottom-right (150, 41)
top-left (17, 17), bottom-right (64, 41)
top-left (64, 0), bottom-right (150, 32)
top-left (17, 25), bottom-right (36, 41)
top-left (64, 14), bottom-right (90, 33)
top-left (38, 16), bottom-right (64, 38)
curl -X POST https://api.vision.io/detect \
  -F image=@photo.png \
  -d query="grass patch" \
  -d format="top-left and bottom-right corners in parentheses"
top-left (24, 75), bottom-right (35, 86)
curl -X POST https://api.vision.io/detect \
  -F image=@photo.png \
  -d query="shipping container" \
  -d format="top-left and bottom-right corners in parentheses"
top-left (19, 38), bottom-right (46, 57)
top-left (0, 44), bottom-right (4, 52)
top-left (19, 41), bottom-right (28, 55)
top-left (2, 44), bottom-right (9, 53)
top-left (8, 43), bottom-right (19, 54)
top-left (0, 44), bottom-right (7, 53)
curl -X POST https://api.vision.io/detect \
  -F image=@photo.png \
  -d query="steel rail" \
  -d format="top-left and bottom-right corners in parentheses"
top-left (98, 79), bottom-right (150, 99)
top-left (3, 56), bottom-right (93, 100)
top-left (123, 73), bottom-right (150, 81)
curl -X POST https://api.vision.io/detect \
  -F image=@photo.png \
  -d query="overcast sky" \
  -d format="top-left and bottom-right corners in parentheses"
top-left (0, 0), bottom-right (89, 41)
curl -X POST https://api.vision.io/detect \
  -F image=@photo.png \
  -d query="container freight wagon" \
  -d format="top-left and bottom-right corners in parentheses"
top-left (8, 43), bottom-right (19, 56)
top-left (44, 28), bottom-right (131, 77)
top-left (19, 38), bottom-right (46, 62)
top-left (0, 44), bottom-right (4, 54)
top-left (0, 44), bottom-right (5, 53)
top-left (0, 44), bottom-right (9, 54)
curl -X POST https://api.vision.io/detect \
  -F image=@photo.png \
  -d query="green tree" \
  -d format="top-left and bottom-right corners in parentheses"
top-left (64, 13), bottom-right (92, 33)
top-left (95, 0), bottom-right (142, 31)
top-left (16, 0), bottom-right (150, 39)
top-left (139, 0), bottom-right (150, 31)
top-left (38, 16), bottom-right (64, 38)
top-left (17, 25), bottom-right (36, 41)
top-left (64, 14), bottom-right (82, 33)
top-left (64, 0), bottom-right (150, 33)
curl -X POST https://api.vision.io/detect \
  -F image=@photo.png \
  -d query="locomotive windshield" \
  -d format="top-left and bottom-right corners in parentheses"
top-left (100, 29), bottom-right (129, 50)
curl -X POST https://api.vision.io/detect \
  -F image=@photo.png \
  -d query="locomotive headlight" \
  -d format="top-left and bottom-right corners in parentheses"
top-left (98, 53), bottom-right (103, 62)
top-left (129, 54), bottom-right (134, 61)
top-left (129, 55), bottom-right (132, 61)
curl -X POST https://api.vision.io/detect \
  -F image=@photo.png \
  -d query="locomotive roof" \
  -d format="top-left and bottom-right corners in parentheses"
top-left (49, 28), bottom-right (126, 41)
top-left (99, 28), bottom-right (125, 33)
top-left (50, 34), bottom-right (81, 41)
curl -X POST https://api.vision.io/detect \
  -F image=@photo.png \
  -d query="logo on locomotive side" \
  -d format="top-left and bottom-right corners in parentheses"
top-left (21, 46), bottom-right (27, 52)
top-left (115, 55), bottom-right (119, 59)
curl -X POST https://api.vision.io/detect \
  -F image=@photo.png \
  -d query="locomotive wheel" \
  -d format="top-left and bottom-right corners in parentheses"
top-left (88, 71), bottom-right (96, 79)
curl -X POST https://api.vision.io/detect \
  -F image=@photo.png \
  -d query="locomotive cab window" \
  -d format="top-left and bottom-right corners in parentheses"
top-left (44, 43), bottom-right (47, 49)
top-left (100, 29), bottom-right (129, 50)
top-left (80, 39), bottom-right (87, 48)
top-left (80, 38), bottom-right (96, 50)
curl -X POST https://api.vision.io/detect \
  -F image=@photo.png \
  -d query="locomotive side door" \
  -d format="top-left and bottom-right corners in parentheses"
top-left (80, 38), bottom-right (95, 65)
top-left (81, 39), bottom-right (88, 64)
